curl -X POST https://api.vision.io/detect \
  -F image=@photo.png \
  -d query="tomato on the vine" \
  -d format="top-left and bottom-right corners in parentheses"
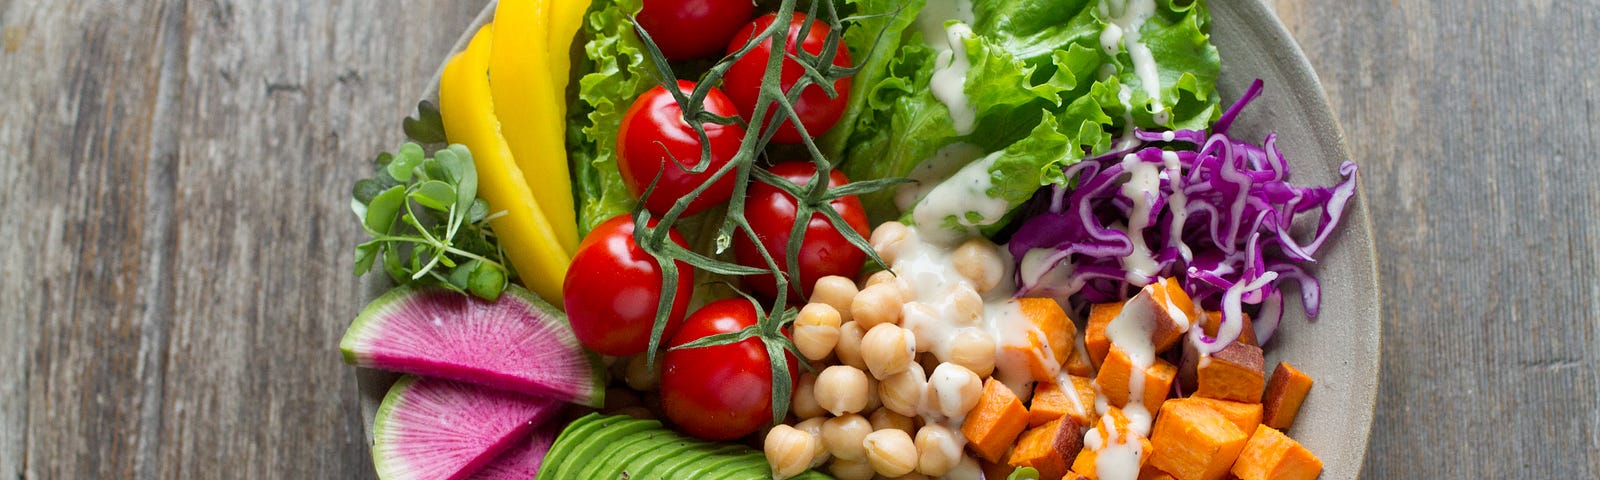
top-left (660, 298), bottom-right (799, 441)
top-left (617, 80), bottom-right (746, 216)
top-left (721, 13), bottom-right (853, 144)
top-left (734, 162), bottom-right (871, 300)
top-left (635, 0), bottom-right (755, 61)
top-left (562, 215), bottom-right (694, 357)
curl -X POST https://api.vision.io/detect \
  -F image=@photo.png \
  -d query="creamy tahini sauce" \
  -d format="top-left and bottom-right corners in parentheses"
top-left (911, 152), bottom-right (1011, 245)
top-left (1118, 155), bottom-right (1161, 285)
top-left (1099, 0), bottom-right (1167, 125)
top-left (895, 142), bottom-right (986, 212)
top-left (930, 22), bottom-right (978, 135)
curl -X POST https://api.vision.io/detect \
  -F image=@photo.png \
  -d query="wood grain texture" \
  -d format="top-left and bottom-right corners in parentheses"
top-left (0, 1), bottom-right (488, 478)
top-left (0, 0), bottom-right (1595, 478)
top-left (1272, 0), bottom-right (1600, 477)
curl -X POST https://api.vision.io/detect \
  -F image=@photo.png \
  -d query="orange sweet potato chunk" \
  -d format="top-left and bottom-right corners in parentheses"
top-left (1008, 417), bottom-right (1087, 480)
top-left (1145, 278), bottom-right (1199, 351)
top-left (1063, 471), bottom-right (1093, 480)
top-left (1200, 311), bottom-right (1257, 346)
top-left (1070, 409), bottom-right (1153, 480)
top-left (1138, 465), bottom-right (1178, 480)
top-left (963, 378), bottom-right (1031, 463)
top-left (1010, 329), bottom-right (1063, 383)
top-left (1066, 342), bottom-right (1096, 377)
top-left (1085, 302), bottom-right (1121, 368)
top-left (1020, 297), bottom-right (1077, 366)
top-left (1194, 342), bottom-right (1265, 403)
top-left (1172, 397), bottom-right (1262, 436)
top-left (1262, 362), bottom-right (1313, 430)
top-left (1230, 425), bottom-right (1323, 480)
top-left (1095, 346), bottom-right (1177, 409)
top-left (1149, 400), bottom-right (1249, 480)
top-left (1030, 375), bottom-right (1097, 427)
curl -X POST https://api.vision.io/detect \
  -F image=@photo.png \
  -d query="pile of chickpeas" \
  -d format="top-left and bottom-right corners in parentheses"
top-left (763, 222), bottom-right (1013, 480)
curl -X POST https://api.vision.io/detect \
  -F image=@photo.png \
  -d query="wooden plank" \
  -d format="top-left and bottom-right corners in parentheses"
top-left (1274, 0), bottom-right (1600, 477)
top-left (0, 0), bottom-right (485, 478)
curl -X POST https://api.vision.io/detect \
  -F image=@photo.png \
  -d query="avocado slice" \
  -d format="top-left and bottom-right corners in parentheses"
top-left (670, 445), bottom-right (756, 479)
top-left (616, 432), bottom-right (701, 479)
top-left (709, 452), bottom-right (774, 480)
top-left (547, 416), bottom-right (659, 479)
top-left (533, 413), bottom-right (606, 480)
top-left (575, 427), bottom-right (663, 479)
top-left (589, 428), bottom-right (690, 479)
top-left (651, 443), bottom-right (747, 479)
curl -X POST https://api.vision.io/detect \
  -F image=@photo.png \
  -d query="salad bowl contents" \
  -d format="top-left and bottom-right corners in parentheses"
top-left (342, 0), bottom-right (1378, 479)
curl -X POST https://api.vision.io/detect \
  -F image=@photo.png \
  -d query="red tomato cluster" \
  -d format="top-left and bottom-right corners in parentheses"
top-left (565, 7), bottom-right (869, 441)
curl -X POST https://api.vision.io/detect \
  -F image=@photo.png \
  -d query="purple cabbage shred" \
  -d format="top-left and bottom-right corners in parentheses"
top-left (1008, 80), bottom-right (1358, 351)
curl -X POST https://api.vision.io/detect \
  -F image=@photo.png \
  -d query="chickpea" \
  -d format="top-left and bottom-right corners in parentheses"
top-left (946, 285), bottom-right (983, 326)
top-left (811, 276), bottom-right (860, 323)
top-left (927, 363), bottom-right (983, 419)
top-left (794, 417), bottom-right (832, 466)
top-left (624, 354), bottom-right (660, 391)
top-left (898, 473), bottom-right (933, 480)
top-left (869, 221), bottom-right (911, 265)
top-left (792, 373), bottom-right (825, 419)
top-left (822, 414), bottom-right (873, 462)
top-left (828, 458), bottom-right (877, 480)
top-left (852, 282), bottom-right (904, 328)
top-left (862, 429), bottom-right (918, 477)
top-left (899, 302), bottom-right (939, 353)
top-left (836, 322), bottom-right (869, 370)
top-left (877, 362), bottom-right (926, 418)
top-left (914, 424), bottom-right (961, 476)
top-left (765, 424), bottom-right (818, 479)
top-left (942, 455), bottom-right (985, 480)
top-left (795, 303), bottom-right (843, 361)
top-left (945, 328), bottom-right (997, 378)
top-left (815, 366), bottom-right (871, 416)
top-left (952, 238), bottom-right (1004, 293)
top-left (861, 323), bottom-right (915, 379)
top-left (869, 409), bottom-right (916, 436)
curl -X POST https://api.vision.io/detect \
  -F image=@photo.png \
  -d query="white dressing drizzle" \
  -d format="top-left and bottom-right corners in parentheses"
top-left (1118, 154), bottom-right (1161, 285)
top-left (912, 152), bottom-right (1009, 245)
top-left (1098, 0), bottom-right (1167, 125)
top-left (895, 142), bottom-right (986, 212)
top-left (930, 22), bottom-right (978, 135)
top-left (1161, 150), bottom-right (1192, 260)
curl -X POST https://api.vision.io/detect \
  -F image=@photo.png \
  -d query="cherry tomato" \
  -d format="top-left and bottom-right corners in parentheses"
top-left (563, 215), bottom-right (694, 357)
top-left (722, 13), bottom-right (853, 144)
top-left (636, 0), bottom-right (755, 61)
top-left (660, 298), bottom-right (799, 440)
top-left (617, 80), bottom-right (746, 216)
top-left (733, 162), bottom-right (870, 300)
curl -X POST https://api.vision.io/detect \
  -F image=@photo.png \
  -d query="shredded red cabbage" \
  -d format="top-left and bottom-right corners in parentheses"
top-left (1007, 80), bottom-right (1357, 351)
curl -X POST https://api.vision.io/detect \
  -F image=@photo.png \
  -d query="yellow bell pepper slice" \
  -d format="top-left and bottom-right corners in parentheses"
top-left (489, 0), bottom-right (580, 255)
top-left (440, 24), bottom-right (571, 306)
top-left (547, 0), bottom-right (593, 121)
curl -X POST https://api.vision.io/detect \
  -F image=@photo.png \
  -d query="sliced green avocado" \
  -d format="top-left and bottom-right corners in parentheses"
top-left (711, 452), bottom-right (775, 480)
top-left (575, 427), bottom-right (661, 479)
top-left (534, 413), bottom-right (606, 480)
top-left (547, 416), bottom-right (659, 479)
top-left (650, 443), bottom-right (747, 479)
top-left (589, 428), bottom-right (688, 480)
top-left (670, 445), bottom-right (756, 479)
top-left (616, 432), bottom-right (701, 479)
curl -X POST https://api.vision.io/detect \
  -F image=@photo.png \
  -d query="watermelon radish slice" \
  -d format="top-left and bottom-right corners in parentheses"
top-left (342, 285), bottom-right (605, 407)
top-left (372, 376), bottom-right (561, 480)
top-left (466, 423), bottom-right (559, 480)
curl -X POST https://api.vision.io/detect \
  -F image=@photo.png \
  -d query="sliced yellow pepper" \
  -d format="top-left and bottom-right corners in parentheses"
top-left (547, 0), bottom-right (594, 121)
top-left (440, 24), bottom-right (571, 306)
top-left (489, 0), bottom-right (580, 255)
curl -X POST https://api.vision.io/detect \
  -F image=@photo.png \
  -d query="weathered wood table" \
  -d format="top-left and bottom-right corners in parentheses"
top-left (0, 0), bottom-right (1593, 478)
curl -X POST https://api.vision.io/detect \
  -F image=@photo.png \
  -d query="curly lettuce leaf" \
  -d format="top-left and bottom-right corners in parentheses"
top-left (569, 0), bottom-right (651, 235)
top-left (820, 0), bottom-right (927, 161)
top-left (841, 32), bottom-right (1070, 221)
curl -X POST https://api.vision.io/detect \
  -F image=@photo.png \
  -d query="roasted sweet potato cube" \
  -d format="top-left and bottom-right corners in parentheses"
top-left (1070, 409), bottom-right (1153, 480)
top-left (1200, 311), bottom-right (1257, 346)
top-left (1009, 328), bottom-right (1063, 383)
top-left (1138, 465), bottom-right (1178, 480)
top-left (1095, 346), bottom-right (1177, 409)
top-left (1063, 471), bottom-right (1093, 480)
top-left (1149, 400), bottom-right (1249, 480)
top-left (1171, 397), bottom-right (1262, 435)
top-left (1066, 341), bottom-right (1096, 377)
top-left (1020, 297), bottom-right (1077, 366)
top-left (1194, 342), bottom-right (1265, 403)
top-left (1008, 417), bottom-right (1087, 480)
top-left (1262, 362), bottom-right (1313, 430)
top-left (1230, 425), bottom-right (1323, 480)
top-left (963, 378), bottom-right (1031, 463)
top-left (1031, 374), bottom-right (1097, 427)
top-left (1086, 302), bottom-right (1121, 368)
top-left (1148, 277), bottom-right (1199, 349)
